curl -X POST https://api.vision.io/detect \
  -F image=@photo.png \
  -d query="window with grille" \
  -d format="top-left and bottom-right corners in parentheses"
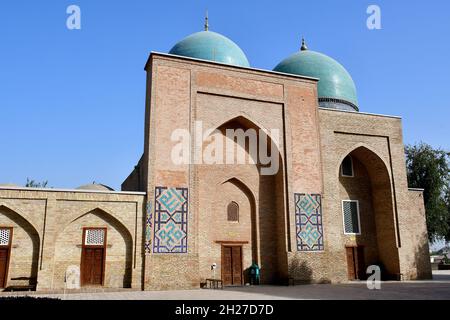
top-left (341, 155), bottom-right (354, 177)
top-left (227, 202), bottom-right (239, 222)
top-left (0, 228), bottom-right (11, 246)
top-left (342, 200), bottom-right (360, 234)
top-left (84, 228), bottom-right (106, 246)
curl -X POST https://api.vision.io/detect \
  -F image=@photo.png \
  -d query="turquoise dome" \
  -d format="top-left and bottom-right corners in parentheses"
top-left (169, 31), bottom-right (250, 67)
top-left (274, 45), bottom-right (358, 111)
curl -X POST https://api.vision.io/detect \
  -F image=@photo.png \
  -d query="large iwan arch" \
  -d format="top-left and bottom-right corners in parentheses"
top-left (338, 146), bottom-right (400, 279)
top-left (197, 115), bottom-right (288, 285)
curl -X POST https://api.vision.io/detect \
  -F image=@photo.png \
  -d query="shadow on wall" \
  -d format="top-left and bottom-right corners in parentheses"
top-left (288, 255), bottom-right (313, 284)
top-left (84, 209), bottom-right (134, 288)
top-left (243, 267), bottom-right (252, 285)
top-left (141, 202), bottom-right (147, 291)
top-left (89, 210), bottom-right (134, 288)
top-left (288, 255), bottom-right (332, 284)
top-left (412, 237), bottom-right (433, 280)
top-left (0, 206), bottom-right (40, 291)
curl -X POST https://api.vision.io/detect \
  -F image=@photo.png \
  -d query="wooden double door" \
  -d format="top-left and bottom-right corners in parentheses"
top-left (81, 247), bottom-right (105, 286)
top-left (346, 246), bottom-right (366, 280)
top-left (0, 248), bottom-right (10, 288)
top-left (222, 246), bottom-right (243, 286)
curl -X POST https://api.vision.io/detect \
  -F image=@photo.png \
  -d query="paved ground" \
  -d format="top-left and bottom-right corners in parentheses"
top-left (2, 271), bottom-right (450, 300)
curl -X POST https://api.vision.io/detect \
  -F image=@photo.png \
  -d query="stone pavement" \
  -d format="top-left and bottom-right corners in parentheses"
top-left (1, 271), bottom-right (450, 300)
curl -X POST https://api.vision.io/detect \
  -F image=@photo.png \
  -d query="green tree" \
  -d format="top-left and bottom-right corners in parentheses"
top-left (25, 178), bottom-right (48, 188)
top-left (405, 143), bottom-right (450, 241)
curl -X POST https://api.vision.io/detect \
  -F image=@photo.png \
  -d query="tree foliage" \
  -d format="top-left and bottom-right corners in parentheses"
top-left (25, 178), bottom-right (48, 188)
top-left (405, 143), bottom-right (450, 241)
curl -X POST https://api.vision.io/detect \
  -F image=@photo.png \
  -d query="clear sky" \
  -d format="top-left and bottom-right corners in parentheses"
top-left (0, 0), bottom-right (449, 190)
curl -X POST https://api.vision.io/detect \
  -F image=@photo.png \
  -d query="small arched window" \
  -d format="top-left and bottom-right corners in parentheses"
top-left (341, 155), bottom-right (354, 177)
top-left (227, 201), bottom-right (239, 222)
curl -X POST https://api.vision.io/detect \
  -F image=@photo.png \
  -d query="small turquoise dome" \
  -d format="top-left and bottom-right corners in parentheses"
top-left (274, 42), bottom-right (358, 111)
top-left (169, 31), bottom-right (250, 67)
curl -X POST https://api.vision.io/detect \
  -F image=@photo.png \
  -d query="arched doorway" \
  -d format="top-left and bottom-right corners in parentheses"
top-left (338, 146), bottom-right (400, 280)
top-left (198, 116), bottom-right (287, 285)
top-left (54, 208), bottom-right (133, 289)
top-left (217, 178), bottom-right (256, 286)
top-left (0, 205), bottom-right (40, 289)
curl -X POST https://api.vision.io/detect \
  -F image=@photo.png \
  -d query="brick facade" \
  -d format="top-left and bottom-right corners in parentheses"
top-left (0, 53), bottom-right (431, 291)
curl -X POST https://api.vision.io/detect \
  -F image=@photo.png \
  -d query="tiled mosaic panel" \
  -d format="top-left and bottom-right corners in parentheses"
top-left (295, 193), bottom-right (324, 251)
top-left (144, 201), bottom-right (152, 254)
top-left (0, 228), bottom-right (10, 246)
top-left (153, 187), bottom-right (188, 253)
top-left (85, 229), bottom-right (105, 246)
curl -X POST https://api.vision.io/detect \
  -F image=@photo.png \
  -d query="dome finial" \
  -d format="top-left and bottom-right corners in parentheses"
top-left (301, 37), bottom-right (308, 51)
top-left (204, 10), bottom-right (209, 31)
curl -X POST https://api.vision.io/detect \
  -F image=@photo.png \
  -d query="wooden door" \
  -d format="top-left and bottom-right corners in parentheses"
top-left (0, 248), bottom-right (9, 288)
top-left (231, 246), bottom-right (243, 285)
top-left (222, 246), bottom-right (243, 286)
top-left (346, 246), bottom-right (365, 280)
top-left (81, 248), bottom-right (104, 286)
top-left (345, 247), bottom-right (356, 280)
top-left (222, 246), bottom-right (233, 285)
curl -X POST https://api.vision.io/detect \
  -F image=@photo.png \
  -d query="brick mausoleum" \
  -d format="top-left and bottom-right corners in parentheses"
top-left (0, 21), bottom-right (432, 291)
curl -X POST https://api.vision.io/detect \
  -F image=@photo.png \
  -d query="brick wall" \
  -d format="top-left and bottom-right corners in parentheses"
top-left (0, 188), bottom-right (145, 290)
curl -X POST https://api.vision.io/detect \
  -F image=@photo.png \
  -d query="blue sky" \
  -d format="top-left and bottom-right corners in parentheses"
top-left (0, 0), bottom-right (449, 190)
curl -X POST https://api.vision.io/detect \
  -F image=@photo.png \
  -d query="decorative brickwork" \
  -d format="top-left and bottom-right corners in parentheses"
top-left (145, 201), bottom-right (152, 254)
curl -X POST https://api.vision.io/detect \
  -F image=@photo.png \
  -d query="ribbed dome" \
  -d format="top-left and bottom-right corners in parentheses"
top-left (274, 42), bottom-right (358, 111)
top-left (0, 183), bottom-right (19, 187)
top-left (76, 183), bottom-right (114, 191)
top-left (169, 30), bottom-right (250, 67)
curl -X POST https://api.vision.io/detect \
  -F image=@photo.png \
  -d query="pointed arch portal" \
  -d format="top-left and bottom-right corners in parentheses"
top-left (198, 114), bottom-right (288, 285)
top-left (338, 146), bottom-right (400, 279)
top-left (0, 205), bottom-right (40, 289)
